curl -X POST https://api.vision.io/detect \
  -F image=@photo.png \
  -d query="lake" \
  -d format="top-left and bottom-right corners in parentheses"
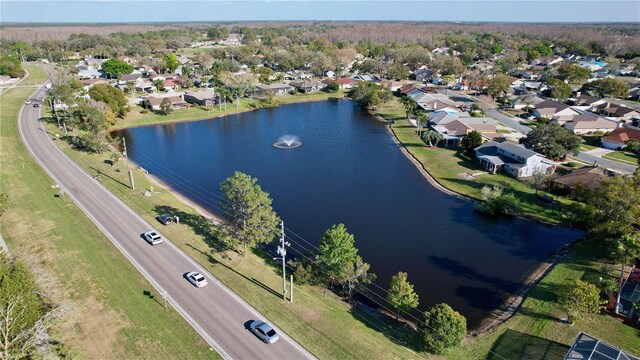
top-left (113, 99), bottom-right (582, 329)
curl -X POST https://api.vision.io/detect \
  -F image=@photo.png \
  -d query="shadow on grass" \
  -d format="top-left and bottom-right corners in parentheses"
top-left (89, 166), bottom-right (130, 188)
top-left (142, 290), bottom-right (164, 308)
top-left (487, 329), bottom-right (569, 360)
top-left (153, 205), bottom-right (227, 252)
top-left (348, 304), bottom-right (423, 353)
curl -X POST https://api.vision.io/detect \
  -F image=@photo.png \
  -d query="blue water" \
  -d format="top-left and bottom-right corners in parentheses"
top-left (113, 99), bottom-right (582, 329)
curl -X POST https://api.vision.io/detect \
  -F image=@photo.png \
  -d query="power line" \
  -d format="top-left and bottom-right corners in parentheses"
top-left (125, 143), bottom-right (509, 360)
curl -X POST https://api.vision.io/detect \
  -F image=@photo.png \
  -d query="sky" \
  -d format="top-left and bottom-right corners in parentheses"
top-left (1, 0), bottom-right (639, 23)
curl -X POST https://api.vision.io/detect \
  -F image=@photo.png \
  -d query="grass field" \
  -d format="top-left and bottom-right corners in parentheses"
top-left (603, 151), bottom-right (639, 165)
top-left (0, 65), bottom-right (218, 359)
top-left (45, 106), bottom-right (425, 358)
top-left (447, 237), bottom-right (639, 359)
top-left (114, 90), bottom-right (346, 129)
top-left (387, 119), bottom-right (572, 224)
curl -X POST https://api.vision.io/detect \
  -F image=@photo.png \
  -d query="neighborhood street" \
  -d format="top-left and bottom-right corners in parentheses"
top-left (19, 85), bottom-right (315, 360)
top-left (486, 109), bottom-right (532, 134)
top-left (572, 150), bottom-right (637, 174)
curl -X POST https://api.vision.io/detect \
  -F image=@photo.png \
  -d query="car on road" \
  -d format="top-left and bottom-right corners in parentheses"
top-left (142, 231), bottom-right (164, 245)
top-left (33, 103), bottom-right (39, 108)
top-left (185, 271), bottom-right (208, 287)
top-left (249, 320), bottom-right (280, 344)
top-left (24, 100), bottom-right (31, 105)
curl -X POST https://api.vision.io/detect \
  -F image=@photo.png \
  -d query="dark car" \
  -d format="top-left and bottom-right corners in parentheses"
top-left (33, 103), bottom-right (40, 108)
top-left (156, 213), bottom-right (174, 225)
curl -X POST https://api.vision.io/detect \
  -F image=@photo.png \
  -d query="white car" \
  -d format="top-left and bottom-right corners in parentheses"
top-left (24, 100), bottom-right (31, 105)
top-left (186, 272), bottom-right (208, 287)
top-left (143, 231), bottom-right (163, 245)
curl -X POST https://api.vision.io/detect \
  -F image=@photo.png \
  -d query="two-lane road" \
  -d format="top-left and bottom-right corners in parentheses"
top-left (19, 86), bottom-right (314, 360)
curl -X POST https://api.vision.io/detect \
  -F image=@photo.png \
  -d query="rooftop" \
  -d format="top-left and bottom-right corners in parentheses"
top-left (564, 332), bottom-right (639, 360)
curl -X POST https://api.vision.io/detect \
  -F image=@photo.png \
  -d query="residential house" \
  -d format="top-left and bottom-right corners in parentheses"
top-left (290, 80), bottom-right (326, 92)
top-left (143, 94), bottom-right (187, 111)
top-left (350, 74), bottom-right (379, 82)
top-left (412, 68), bottom-right (433, 82)
top-left (473, 60), bottom-right (494, 72)
top-left (432, 117), bottom-right (501, 146)
top-left (600, 127), bottom-right (640, 149)
top-left (571, 94), bottom-right (606, 108)
top-left (533, 99), bottom-right (580, 121)
top-left (183, 89), bottom-right (217, 107)
top-left (162, 78), bottom-right (183, 90)
top-left (119, 73), bottom-right (141, 82)
top-left (614, 267), bottom-right (640, 322)
top-left (254, 83), bottom-right (295, 96)
top-left (475, 141), bottom-right (555, 178)
top-left (134, 78), bottom-right (154, 93)
top-left (579, 60), bottom-right (606, 72)
top-left (561, 113), bottom-right (618, 134)
top-left (321, 77), bottom-right (358, 89)
top-left (379, 80), bottom-right (407, 92)
top-left (552, 166), bottom-right (606, 192)
top-left (427, 111), bottom-right (471, 125)
top-left (595, 102), bottom-right (640, 120)
top-left (78, 68), bottom-right (103, 80)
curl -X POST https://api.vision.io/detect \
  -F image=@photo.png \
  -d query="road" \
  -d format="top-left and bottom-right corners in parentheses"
top-left (19, 86), bottom-right (314, 360)
top-left (572, 151), bottom-right (637, 174)
top-left (486, 109), bottom-right (532, 134)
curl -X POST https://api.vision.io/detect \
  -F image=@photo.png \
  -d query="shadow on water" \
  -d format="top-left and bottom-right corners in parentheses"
top-left (487, 329), bottom-right (569, 360)
top-left (429, 256), bottom-right (519, 292)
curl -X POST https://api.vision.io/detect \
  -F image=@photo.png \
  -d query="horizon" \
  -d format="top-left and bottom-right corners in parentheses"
top-left (2, 1), bottom-right (639, 23)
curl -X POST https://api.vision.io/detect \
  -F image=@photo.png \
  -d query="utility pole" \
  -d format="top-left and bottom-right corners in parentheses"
top-left (277, 220), bottom-right (290, 301)
top-left (122, 137), bottom-right (135, 190)
top-left (290, 274), bottom-right (293, 303)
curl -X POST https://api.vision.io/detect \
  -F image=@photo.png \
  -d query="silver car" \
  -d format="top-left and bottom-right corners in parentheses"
top-left (185, 272), bottom-right (208, 288)
top-left (143, 231), bottom-right (164, 245)
top-left (249, 320), bottom-right (280, 344)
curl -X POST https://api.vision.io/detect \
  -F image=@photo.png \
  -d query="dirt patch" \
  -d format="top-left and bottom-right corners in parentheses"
top-left (69, 294), bottom-right (131, 360)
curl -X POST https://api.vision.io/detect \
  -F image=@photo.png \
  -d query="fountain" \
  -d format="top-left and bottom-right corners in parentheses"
top-left (272, 135), bottom-right (302, 149)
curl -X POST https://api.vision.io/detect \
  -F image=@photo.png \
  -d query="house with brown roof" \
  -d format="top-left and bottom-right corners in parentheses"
top-left (553, 166), bottom-right (606, 192)
top-left (561, 113), bottom-right (618, 134)
top-left (533, 99), bottom-right (580, 121)
top-left (290, 80), bottom-right (326, 92)
top-left (143, 94), bottom-right (187, 111)
top-left (601, 127), bottom-right (640, 150)
top-left (183, 89), bottom-right (217, 107)
top-left (595, 102), bottom-right (640, 120)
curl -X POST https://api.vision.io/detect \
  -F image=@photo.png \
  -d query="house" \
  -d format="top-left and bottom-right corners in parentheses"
top-left (533, 100), bottom-right (580, 121)
top-left (552, 166), bottom-right (606, 192)
top-left (571, 94), bottom-right (606, 108)
top-left (600, 127), bottom-right (640, 149)
top-left (475, 141), bottom-right (555, 178)
top-left (473, 60), bottom-right (494, 72)
top-left (412, 68), bottom-right (433, 82)
top-left (432, 118), bottom-right (501, 146)
top-left (321, 77), bottom-right (358, 89)
top-left (254, 83), bottom-right (295, 96)
top-left (78, 69), bottom-right (103, 80)
top-left (134, 79), bottom-right (154, 93)
top-left (379, 80), bottom-right (407, 92)
top-left (350, 74), bottom-right (379, 82)
top-left (578, 60), bottom-right (606, 72)
top-left (290, 80), bottom-right (326, 93)
top-left (162, 78), bottom-right (183, 90)
top-left (614, 267), bottom-right (640, 322)
top-left (184, 89), bottom-right (217, 107)
top-left (431, 47), bottom-right (449, 55)
top-left (561, 113), bottom-right (618, 134)
top-left (427, 111), bottom-right (470, 125)
top-left (564, 332), bottom-right (639, 360)
top-left (119, 73), bottom-right (141, 82)
top-left (595, 102), bottom-right (640, 120)
top-left (143, 94), bottom-right (187, 111)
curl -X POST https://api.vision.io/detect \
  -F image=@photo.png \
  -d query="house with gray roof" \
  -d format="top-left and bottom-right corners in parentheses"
top-left (475, 141), bottom-right (555, 178)
top-left (184, 89), bottom-right (217, 107)
top-left (290, 80), bottom-right (326, 93)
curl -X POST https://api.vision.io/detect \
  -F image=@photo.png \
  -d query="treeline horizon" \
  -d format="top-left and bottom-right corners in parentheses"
top-left (2, 21), bottom-right (639, 53)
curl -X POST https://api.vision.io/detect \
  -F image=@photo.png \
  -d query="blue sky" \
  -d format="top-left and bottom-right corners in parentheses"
top-left (1, 1), bottom-right (639, 23)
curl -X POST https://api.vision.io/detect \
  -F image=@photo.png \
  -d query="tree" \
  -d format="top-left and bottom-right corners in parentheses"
top-left (219, 172), bottom-right (280, 256)
top-left (558, 280), bottom-right (604, 324)
top-left (581, 78), bottom-right (630, 99)
top-left (521, 123), bottom-right (581, 160)
top-left (399, 96), bottom-right (418, 119)
top-left (339, 256), bottom-right (376, 299)
top-left (219, 71), bottom-right (258, 108)
top-left (316, 224), bottom-right (359, 288)
top-left (487, 74), bottom-right (510, 99)
top-left (418, 303), bottom-right (467, 354)
top-left (544, 78), bottom-right (573, 100)
top-left (0, 56), bottom-right (25, 78)
top-left (88, 83), bottom-right (129, 117)
top-left (386, 272), bottom-right (419, 320)
top-left (164, 53), bottom-right (179, 73)
top-left (581, 172), bottom-right (640, 238)
top-left (207, 26), bottom-right (230, 41)
top-left (348, 82), bottom-right (392, 111)
top-left (529, 166), bottom-right (548, 195)
top-left (460, 130), bottom-right (483, 153)
top-left (421, 130), bottom-right (444, 147)
top-left (160, 98), bottom-right (173, 115)
top-left (612, 234), bottom-right (640, 314)
top-left (475, 186), bottom-right (522, 216)
top-left (557, 64), bottom-right (591, 84)
top-left (101, 58), bottom-right (133, 78)
top-left (323, 82), bottom-right (340, 93)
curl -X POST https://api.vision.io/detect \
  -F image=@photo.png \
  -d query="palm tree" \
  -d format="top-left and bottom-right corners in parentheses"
top-left (421, 129), bottom-right (444, 147)
top-left (399, 96), bottom-right (418, 119)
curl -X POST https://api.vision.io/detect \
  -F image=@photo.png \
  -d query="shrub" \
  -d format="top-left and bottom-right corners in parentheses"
top-left (567, 161), bottom-right (579, 168)
top-left (475, 186), bottom-right (522, 216)
top-left (290, 259), bottom-right (317, 285)
top-left (418, 303), bottom-right (467, 354)
top-left (140, 109), bottom-right (149, 114)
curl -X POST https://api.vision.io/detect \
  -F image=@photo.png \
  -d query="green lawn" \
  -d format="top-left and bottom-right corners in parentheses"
top-left (0, 65), bottom-right (218, 359)
top-left (114, 90), bottom-right (345, 129)
top-left (388, 118), bottom-right (572, 224)
top-left (603, 151), bottom-right (639, 165)
top-left (45, 109), bottom-right (425, 359)
top-left (447, 237), bottom-right (639, 359)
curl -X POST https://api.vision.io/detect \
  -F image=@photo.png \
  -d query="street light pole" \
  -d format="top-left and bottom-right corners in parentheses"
top-left (277, 220), bottom-right (290, 301)
top-left (122, 137), bottom-right (135, 190)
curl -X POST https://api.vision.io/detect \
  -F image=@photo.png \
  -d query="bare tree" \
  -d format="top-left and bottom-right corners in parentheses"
top-left (219, 72), bottom-right (258, 108)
